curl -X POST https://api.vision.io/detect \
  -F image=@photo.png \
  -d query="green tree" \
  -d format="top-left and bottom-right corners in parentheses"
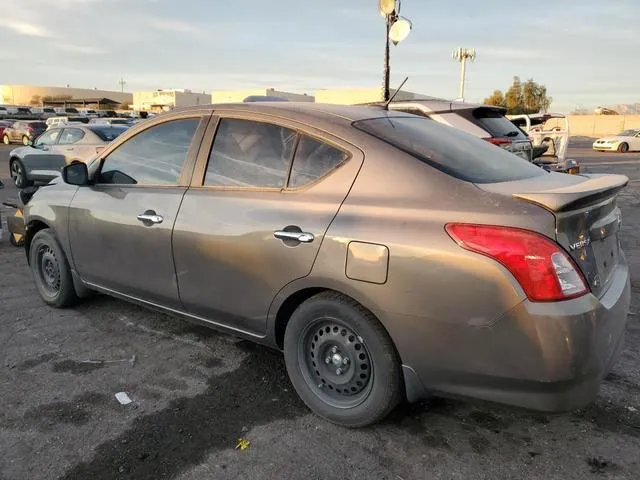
top-left (484, 77), bottom-right (552, 114)
top-left (483, 90), bottom-right (505, 107)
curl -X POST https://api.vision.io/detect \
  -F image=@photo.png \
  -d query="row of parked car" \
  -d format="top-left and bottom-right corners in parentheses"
top-left (0, 105), bottom-right (150, 121)
top-left (9, 98), bottom-right (629, 428)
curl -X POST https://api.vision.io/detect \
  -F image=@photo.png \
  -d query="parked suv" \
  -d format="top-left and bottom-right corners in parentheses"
top-left (2, 120), bottom-right (47, 145)
top-left (377, 99), bottom-right (534, 162)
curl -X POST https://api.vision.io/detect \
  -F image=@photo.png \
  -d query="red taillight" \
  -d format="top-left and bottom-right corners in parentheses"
top-left (26, 126), bottom-right (33, 133)
top-left (484, 137), bottom-right (512, 148)
top-left (445, 224), bottom-right (588, 302)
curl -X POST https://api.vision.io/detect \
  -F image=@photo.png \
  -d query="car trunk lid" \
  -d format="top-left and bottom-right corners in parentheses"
top-left (478, 173), bottom-right (628, 298)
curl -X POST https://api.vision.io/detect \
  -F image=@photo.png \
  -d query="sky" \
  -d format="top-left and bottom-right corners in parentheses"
top-left (0, 0), bottom-right (637, 112)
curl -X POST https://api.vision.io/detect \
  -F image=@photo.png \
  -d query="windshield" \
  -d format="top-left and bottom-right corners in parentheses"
top-left (88, 126), bottom-right (128, 141)
top-left (617, 130), bottom-right (638, 137)
top-left (353, 116), bottom-right (546, 184)
top-left (465, 108), bottom-right (529, 140)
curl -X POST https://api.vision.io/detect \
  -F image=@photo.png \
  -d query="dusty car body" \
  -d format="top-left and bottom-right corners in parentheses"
top-left (508, 113), bottom-right (579, 174)
top-left (22, 103), bottom-right (630, 427)
top-left (592, 129), bottom-right (640, 153)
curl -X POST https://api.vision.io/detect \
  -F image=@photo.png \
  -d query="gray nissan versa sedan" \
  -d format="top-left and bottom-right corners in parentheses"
top-left (22, 103), bottom-right (630, 427)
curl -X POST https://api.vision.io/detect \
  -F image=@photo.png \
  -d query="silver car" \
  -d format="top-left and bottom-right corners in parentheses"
top-left (22, 103), bottom-right (631, 427)
top-left (8, 125), bottom-right (128, 188)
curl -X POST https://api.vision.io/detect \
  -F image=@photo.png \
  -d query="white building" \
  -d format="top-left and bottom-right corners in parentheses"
top-left (132, 89), bottom-right (211, 112)
top-left (211, 88), bottom-right (314, 104)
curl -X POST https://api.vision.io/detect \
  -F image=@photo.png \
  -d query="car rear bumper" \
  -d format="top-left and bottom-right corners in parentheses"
top-left (401, 257), bottom-right (631, 412)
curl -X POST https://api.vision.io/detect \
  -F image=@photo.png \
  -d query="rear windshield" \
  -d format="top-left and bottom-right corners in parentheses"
top-left (352, 116), bottom-right (546, 184)
top-left (28, 122), bottom-right (47, 129)
top-left (88, 126), bottom-right (128, 141)
top-left (462, 108), bottom-right (529, 140)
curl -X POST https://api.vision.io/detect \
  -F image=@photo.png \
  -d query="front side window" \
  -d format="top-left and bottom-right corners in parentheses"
top-left (288, 135), bottom-right (347, 188)
top-left (59, 128), bottom-right (85, 145)
top-left (35, 129), bottom-right (61, 146)
top-left (98, 117), bottom-right (200, 186)
top-left (204, 118), bottom-right (296, 188)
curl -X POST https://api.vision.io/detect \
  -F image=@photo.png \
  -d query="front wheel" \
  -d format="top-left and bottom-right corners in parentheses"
top-left (22, 135), bottom-right (29, 146)
top-left (2, 134), bottom-right (9, 145)
top-left (10, 159), bottom-right (31, 189)
top-left (284, 292), bottom-right (403, 427)
top-left (29, 229), bottom-right (79, 308)
top-left (618, 142), bottom-right (629, 153)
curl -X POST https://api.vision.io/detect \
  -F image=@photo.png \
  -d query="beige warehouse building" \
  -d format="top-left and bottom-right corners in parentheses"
top-left (0, 84), bottom-right (132, 106)
top-left (211, 88), bottom-right (314, 104)
top-left (132, 89), bottom-right (210, 112)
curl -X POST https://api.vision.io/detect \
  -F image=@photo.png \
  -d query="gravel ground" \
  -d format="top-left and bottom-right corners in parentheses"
top-left (0, 144), bottom-right (638, 480)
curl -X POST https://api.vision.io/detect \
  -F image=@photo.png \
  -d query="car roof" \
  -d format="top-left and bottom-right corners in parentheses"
top-left (174, 101), bottom-right (413, 126)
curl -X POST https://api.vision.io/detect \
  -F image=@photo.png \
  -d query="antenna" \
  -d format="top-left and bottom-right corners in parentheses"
top-left (118, 77), bottom-right (127, 93)
top-left (384, 76), bottom-right (409, 108)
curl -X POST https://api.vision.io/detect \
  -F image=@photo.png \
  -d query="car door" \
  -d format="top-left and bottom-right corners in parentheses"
top-left (10, 122), bottom-right (21, 141)
top-left (632, 131), bottom-right (640, 151)
top-left (68, 114), bottom-right (208, 307)
top-left (56, 127), bottom-right (86, 160)
top-left (21, 129), bottom-right (65, 179)
top-left (172, 115), bottom-right (364, 335)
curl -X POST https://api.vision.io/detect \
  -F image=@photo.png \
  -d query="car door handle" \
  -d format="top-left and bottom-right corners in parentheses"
top-left (273, 230), bottom-right (314, 243)
top-left (137, 213), bottom-right (164, 224)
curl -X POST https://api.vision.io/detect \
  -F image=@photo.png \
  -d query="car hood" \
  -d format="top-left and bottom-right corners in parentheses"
top-left (10, 146), bottom-right (34, 158)
top-left (595, 136), bottom-right (626, 143)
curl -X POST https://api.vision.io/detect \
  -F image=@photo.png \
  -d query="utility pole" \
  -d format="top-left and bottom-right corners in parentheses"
top-left (118, 77), bottom-right (127, 93)
top-left (452, 47), bottom-right (476, 101)
top-left (379, 0), bottom-right (412, 102)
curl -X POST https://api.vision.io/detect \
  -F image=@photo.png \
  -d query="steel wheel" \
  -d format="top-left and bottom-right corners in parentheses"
top-left (36, 245), bottom-right (61, 297)
top-left (22, 135), bottom-right (29, 146)
top-left (299, 318), bottom-right (373, 408)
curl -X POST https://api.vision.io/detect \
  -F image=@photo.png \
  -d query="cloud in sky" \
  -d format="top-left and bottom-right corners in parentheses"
top-left (0, 0), bottom-right (638, 111)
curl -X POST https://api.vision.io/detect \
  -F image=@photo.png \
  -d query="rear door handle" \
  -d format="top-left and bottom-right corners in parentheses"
top-left (137, 212), bottom-right (164, 224)
top-left (274, 230), bottom-right (314, 243)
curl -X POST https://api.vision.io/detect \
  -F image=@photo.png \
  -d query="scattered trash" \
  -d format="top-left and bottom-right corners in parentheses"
top-left (235, 438), bottom-right (250, 451)
top-left (627, 406), bottom-right (637, 412)
top-left (81, 355), bottom-right (136, 367)
top-left (115, 392), bottom-right (133, 405)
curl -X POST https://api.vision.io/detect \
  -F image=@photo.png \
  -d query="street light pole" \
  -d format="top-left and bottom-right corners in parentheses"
top-left (452, 47), bottom-right (476, 101)
top-left (383, 15), bottom-right (391, 102)
top-left (379, 0), bottom-right (411, 102)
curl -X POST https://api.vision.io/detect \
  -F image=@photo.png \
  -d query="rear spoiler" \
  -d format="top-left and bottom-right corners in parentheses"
top-left (481, 174), bottom-right (629, 212)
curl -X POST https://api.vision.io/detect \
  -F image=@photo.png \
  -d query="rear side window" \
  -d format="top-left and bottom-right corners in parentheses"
top-left (462, 108), bottom-right (528, 140)
top-left (353, 116), bottom-right (545, 184)
top-left (205, 118), bottom-right (297, 188)
top-left (288, 135), bottom-right (347, 188)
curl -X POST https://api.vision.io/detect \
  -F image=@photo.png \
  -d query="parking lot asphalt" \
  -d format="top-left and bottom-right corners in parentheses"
top-left (0, 143), bottom-right (639, 480)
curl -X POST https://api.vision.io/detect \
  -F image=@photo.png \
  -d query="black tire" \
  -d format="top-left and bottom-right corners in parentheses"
top-left (29, 229), bottom-right (79, 308)
top-left (10, 158), bottom-right (32, 189)
top-left (2, 134), bottom-right (9, 145)
top-left (618, 142), bottom-right (629, 153)
top-left (284, 291), bottom-right (403, 427)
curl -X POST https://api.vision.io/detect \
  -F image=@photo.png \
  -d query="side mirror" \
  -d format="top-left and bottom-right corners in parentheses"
top-left (62, 162), bottom-right (89, 186)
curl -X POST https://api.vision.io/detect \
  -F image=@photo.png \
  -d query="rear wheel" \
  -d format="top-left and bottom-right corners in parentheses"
top-left (29, 229), bottom-right (79, 308)
top-left (618, 142), bottom-right (629, 153)
top-left (283, 292), bottom-right (403, 427)
top-left (2, 134), bottom-right (9, 145)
